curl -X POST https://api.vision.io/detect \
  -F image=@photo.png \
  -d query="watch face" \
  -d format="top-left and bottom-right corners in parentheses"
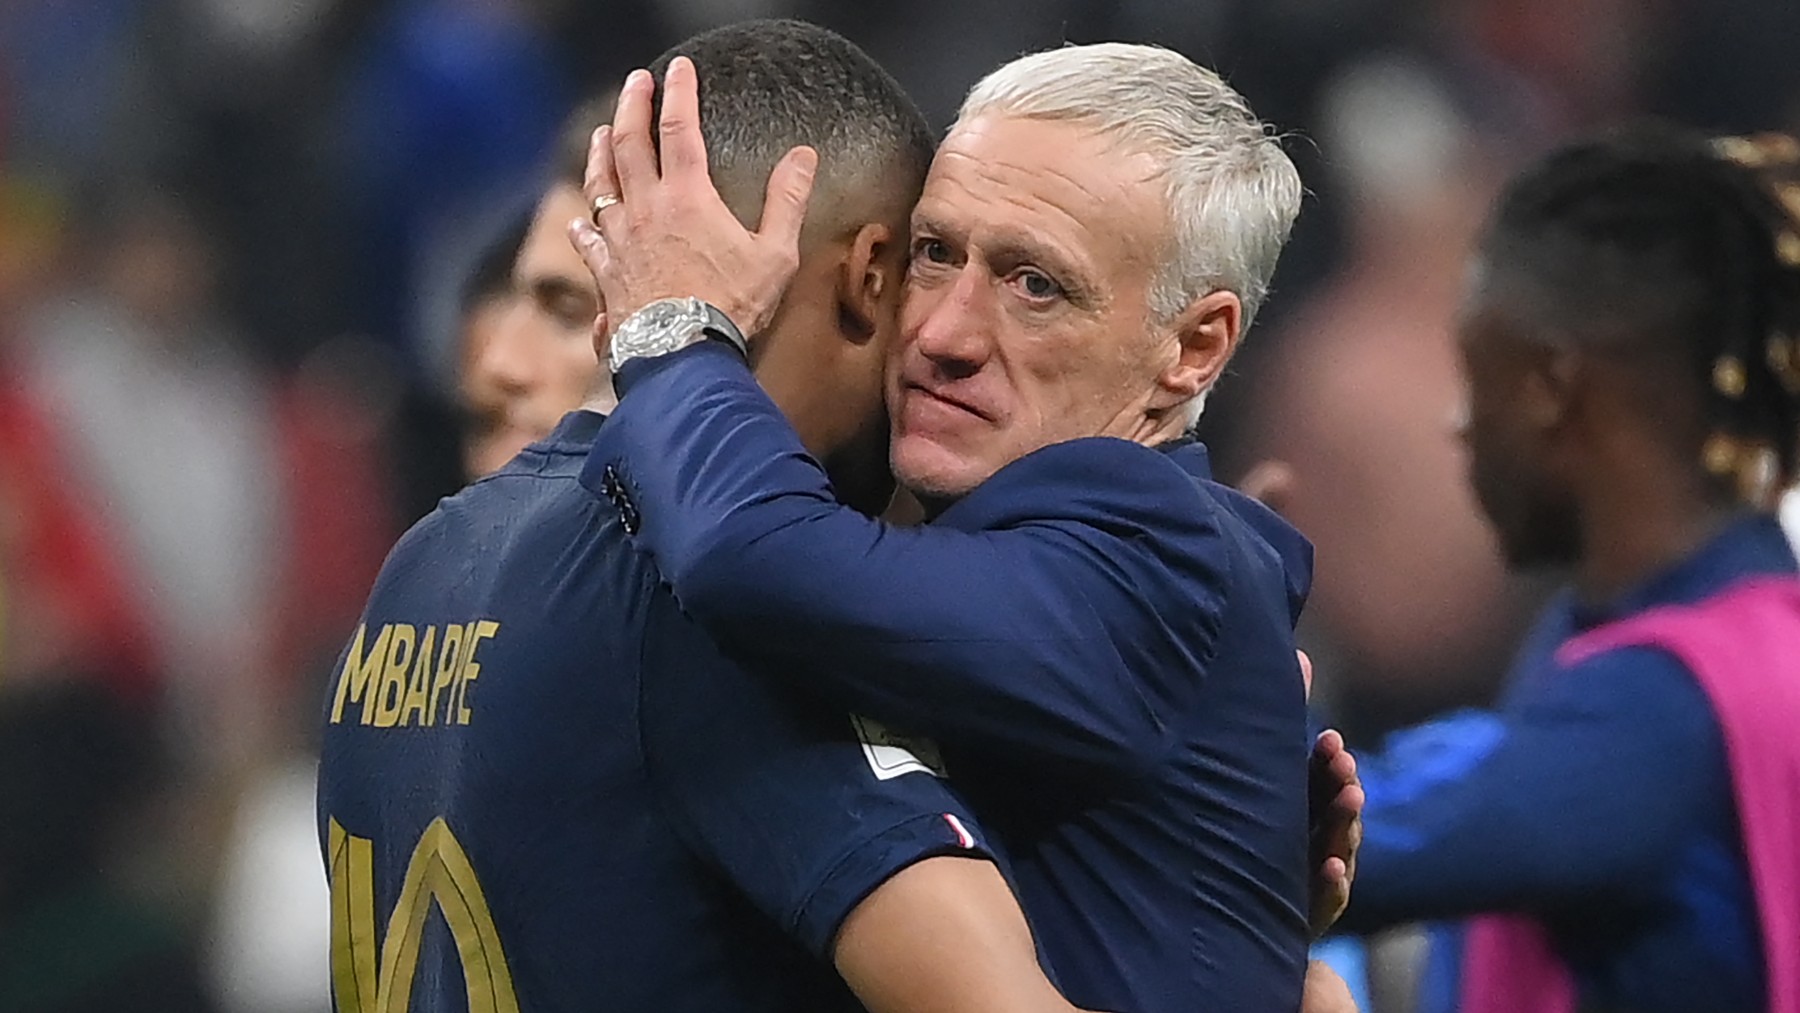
top-left (613, 297), bottom-right (709, 369)
top-left (636, 298), bottom-right (704, 334)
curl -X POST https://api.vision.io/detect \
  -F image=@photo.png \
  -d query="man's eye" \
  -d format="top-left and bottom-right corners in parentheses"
top-left (1018, 270), bottom-right (1061, 300)
top-left (914, 238), bottom-right (953, 264)
top-left (548, 295), bottom-right (593, 328)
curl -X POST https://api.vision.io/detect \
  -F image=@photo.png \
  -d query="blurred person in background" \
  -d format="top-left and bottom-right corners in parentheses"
top-left (1243, 58), bottom-right (1536, 731)
top-left (445, 92), bottom-right (623, 482)
top-left (2, 179), bottom-right (393, 1013)
top-left (11, 182), bottom-right (278, 720)
top-left (454, 215), bottom-right (532, 477)
top-left (1333, 126), bottom-right (1800, 1013)
top-left (460, 162), bottom-right (615, 469)
top-left (14, 181), bottom-right (390, 754)
top-left (0, 680), bottom-right (218, 1013)
top-left (0, 180), bottom-right (166, 695)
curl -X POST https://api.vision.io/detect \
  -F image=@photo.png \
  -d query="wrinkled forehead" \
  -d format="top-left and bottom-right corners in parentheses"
top-left (919, 115), bottom-right (1168, 265)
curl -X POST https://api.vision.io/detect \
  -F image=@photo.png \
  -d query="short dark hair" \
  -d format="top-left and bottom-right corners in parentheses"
top-left (643, 20), bottom-right (932, 238)
top-left (1477, 123), bottom-right (1800, 495)
top-left (459, 211), bottom-right (531, 314)
top-left (556, 22), bottom-right (932, 235)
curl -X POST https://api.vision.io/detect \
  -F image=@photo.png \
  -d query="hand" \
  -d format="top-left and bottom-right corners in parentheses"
top-left (1301, 960), bottom-right (1360, 1013)
top-left (566, 57), bottom-right (819, 354)
top-left (1308, 728), bottom-right (1363, 938)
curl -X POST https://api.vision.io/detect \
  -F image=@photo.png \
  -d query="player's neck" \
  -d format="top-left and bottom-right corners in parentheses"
top-left (1574, 469), bottom-right (1744, 606)
top-left (822, 426), bottom-right (897, 518)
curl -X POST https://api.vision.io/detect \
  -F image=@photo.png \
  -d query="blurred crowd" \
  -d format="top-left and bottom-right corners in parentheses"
top-left (1, 1), bottom-right (1796, 1011)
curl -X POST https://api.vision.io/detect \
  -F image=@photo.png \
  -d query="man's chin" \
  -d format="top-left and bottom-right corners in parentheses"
top-left (1496, 524), bottom-right (1580, 575)
top-left (891, 435), bottom-right (981, 512)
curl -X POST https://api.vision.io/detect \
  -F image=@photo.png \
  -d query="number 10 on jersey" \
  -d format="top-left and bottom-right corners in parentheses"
top-left (328, 817), bottom-right (520, 1013)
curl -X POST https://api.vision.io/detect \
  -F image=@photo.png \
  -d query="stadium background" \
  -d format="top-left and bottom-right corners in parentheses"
top-left (0, 0), bottom-right (1795, 1010)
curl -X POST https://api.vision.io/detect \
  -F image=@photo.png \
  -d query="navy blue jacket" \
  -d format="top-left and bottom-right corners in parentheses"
top-left (589, 342), bottom-right (1317, 1012)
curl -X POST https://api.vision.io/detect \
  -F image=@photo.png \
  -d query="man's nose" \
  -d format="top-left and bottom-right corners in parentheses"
top-left (906, 266), bottom-right (995, 377)
top-left (469, 305), bottom-right (540, 397)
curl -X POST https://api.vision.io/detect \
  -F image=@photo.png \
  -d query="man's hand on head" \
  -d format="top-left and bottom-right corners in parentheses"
top-left (566, 56), bottom-right (819, 352)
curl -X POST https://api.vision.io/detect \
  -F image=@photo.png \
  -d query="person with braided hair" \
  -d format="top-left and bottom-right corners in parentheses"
top-left (1331, 124), bottom-right (1800, 1013)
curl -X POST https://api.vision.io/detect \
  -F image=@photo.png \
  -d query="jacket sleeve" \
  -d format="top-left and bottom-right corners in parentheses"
top-left (1336, 646), bottom-right (1730, 932)
top-left (585, 342), bottom-right (1228, 779)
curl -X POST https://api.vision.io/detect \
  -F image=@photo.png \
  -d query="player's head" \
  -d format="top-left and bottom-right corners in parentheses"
top-left (888, 44), bottom-right (1301, 506)
top-left (462, 95), bottom-right (620, 471)
top-left (457, 214), bottom-right (534, 477)
top-left (1457, 125), bottom-right (1800, 569)
top-left (644, 20), bottom-right (934, 507)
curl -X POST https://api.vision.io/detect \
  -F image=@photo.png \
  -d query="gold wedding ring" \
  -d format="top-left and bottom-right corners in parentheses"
top-left (591, 193), bottom-right (621, 225)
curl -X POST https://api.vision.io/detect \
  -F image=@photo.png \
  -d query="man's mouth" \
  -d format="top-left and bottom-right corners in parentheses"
top-left (904, 381), bottom-right (992, 423)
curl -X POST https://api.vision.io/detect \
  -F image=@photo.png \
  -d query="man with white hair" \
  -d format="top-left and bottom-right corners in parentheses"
top-left (574, 41), bottom-right (1320, 1012)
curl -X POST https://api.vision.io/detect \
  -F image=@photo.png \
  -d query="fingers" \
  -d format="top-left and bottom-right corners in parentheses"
top-left (567, 214), bottom-right (608, 271)
top-left (1325, 786), bottom-right (1364, 867)
top-left (1316, 789), bottom-right (1362, 851)
top-left (584, 126), bottom-right (625, 229)
top-left (1298, 649), bottom-right (1314, 699)
top-left (657, 57), bottom-right (708, 180)
top-left (568, 218), bottom-right (617, 357)
top-left (757, 145), bottom-right (819, 249)
top-left (611, 69), bottom-right (659, 197)
top-left (1314, 728), bottom-right (1344, 756)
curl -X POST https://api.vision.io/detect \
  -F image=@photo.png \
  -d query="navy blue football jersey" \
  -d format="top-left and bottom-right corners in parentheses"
top-left (316, 411), bottom-right (992, 1013)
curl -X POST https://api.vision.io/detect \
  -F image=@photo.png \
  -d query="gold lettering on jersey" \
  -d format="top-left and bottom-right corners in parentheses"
top-left (428, 624), bottom-right (465, 726)
top-left (456, 621), bottom-right (500, 725)
top-left (398, 625), bottom-right (436, 727)
top-left (328, 816), bottom-right (519, 1013)
top-left (372, 624), bottom-right (416, 728)
top-left (328, 621), bottom-right (501, 727)
top-left (331, 624), bottom-right (393, 725)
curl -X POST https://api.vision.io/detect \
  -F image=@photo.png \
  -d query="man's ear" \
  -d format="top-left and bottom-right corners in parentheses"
top-left (1151, 289), bottom-right (1242, 411)
top-left (837, 222), bottom-right (899, 345)
top-left (1521, 346), bottom-right (1580, 433)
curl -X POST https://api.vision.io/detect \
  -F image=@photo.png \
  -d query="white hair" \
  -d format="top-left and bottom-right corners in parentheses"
top-left (956, 43), bottom-right (1303, 424)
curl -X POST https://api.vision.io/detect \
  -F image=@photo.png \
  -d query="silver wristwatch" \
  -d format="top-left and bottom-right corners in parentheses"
top-left (607, 297), bottom-right (748, 374)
